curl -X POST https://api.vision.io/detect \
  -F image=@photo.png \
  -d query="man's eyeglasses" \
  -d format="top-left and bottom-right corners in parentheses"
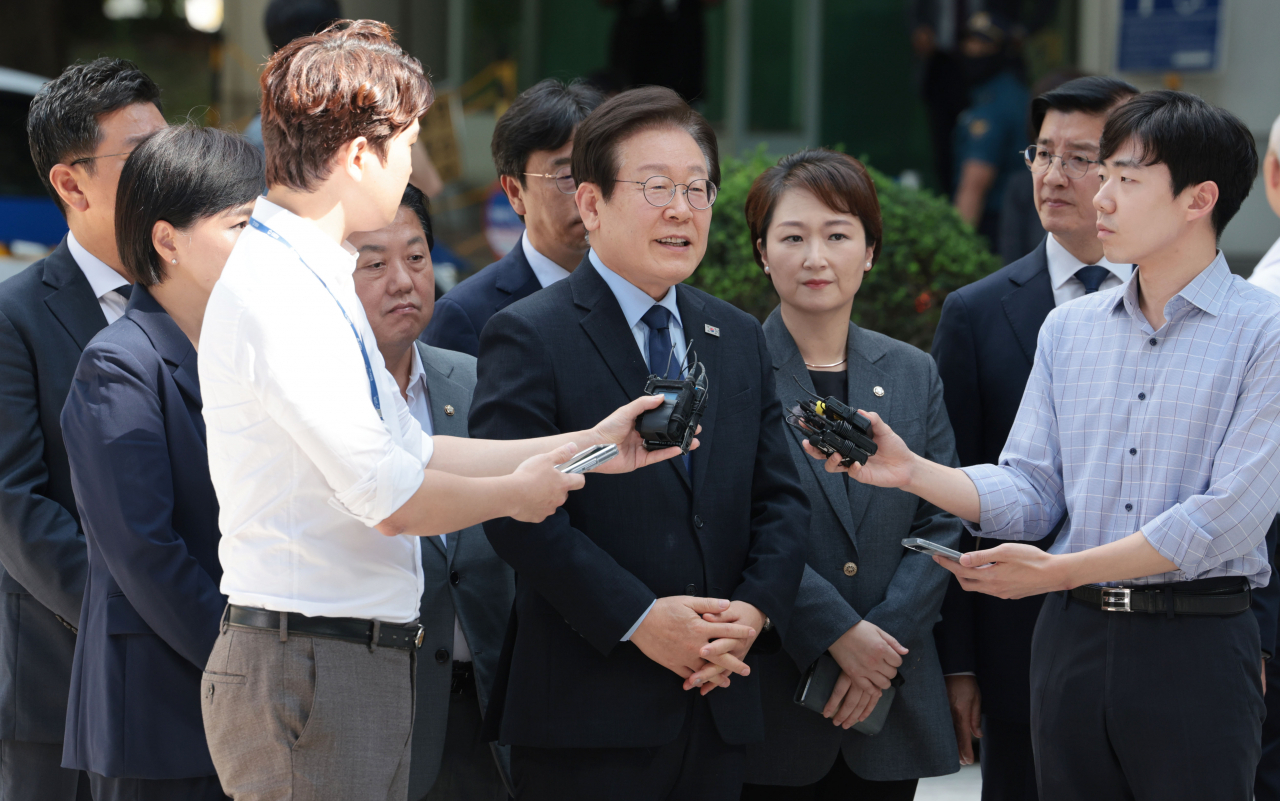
top-left (524, 169), bottom-right (577, 195)
top-left (618, 176), bottom-right (718, 210)
top-left (1020, 145), bottom-right (1100, 180)
top-left (68, 150), bottom-right (135, 168)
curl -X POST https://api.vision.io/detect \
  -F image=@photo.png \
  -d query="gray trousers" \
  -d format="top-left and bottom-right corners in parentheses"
top-left (0, 740), bottom-right (90, 801)
top-left (201, 623), bottom-right (416, 801)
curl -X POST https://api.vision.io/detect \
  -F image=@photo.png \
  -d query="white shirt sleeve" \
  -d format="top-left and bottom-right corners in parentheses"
top-left (232, 289), bottom-right (427, 527)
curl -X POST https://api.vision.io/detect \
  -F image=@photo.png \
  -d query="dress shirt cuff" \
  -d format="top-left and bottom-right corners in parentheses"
top-left (1141, 505), bottom-right (1211, 578)
top-left (621, 600), bottom-right (656, 642)
top-left (328, 445), bottom-right (427, 527)
top-left (958, 463), bottom-right (1019, 536)
top-left (944, 671), bottom-right (977, 677)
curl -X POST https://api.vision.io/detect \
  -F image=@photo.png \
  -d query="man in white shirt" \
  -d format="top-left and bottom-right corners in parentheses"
top-left (424, 78), bottom-right (605, 355)
top-left (350, 185), bottom-right (513, 800)
top-left (1248, 113), bottom-right (1280, 295)
top-left (0, 58), bottom-right (164, 800)
top-left (198, 22), bottom-right (679, 800)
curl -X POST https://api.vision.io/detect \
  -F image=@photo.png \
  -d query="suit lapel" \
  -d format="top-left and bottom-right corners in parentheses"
top-left (677, 286), bottom-right (718, 498)
top-left (763, 310), bottom-right (856, 544)
top-left (493, 243), bottom-right (542, 311)
top-left (1000, 238), bottom-right (1055, 366)
top-left (570, 262), bottom-right (694, 483)
top-left (125, 286), bottom-right (205, 437)
top-left (416, 342), bottom-right (473, 558)
top-left (41, 240), bottom-right (108, 352)
top-left (843, 324), bottom-right (890, 534)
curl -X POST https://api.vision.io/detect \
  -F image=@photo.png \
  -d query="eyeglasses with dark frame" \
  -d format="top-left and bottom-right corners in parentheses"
top-left (524, 169), bottom-right (577, 195)
top-left (618, 176), bottom-right (718, 210)
top-left (1020, 145), bottom-right (1101, 180)
top-left (68, 150), bottom-right (135, 168)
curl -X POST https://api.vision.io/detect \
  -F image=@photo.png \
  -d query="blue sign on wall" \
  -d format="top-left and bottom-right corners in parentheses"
top-left (1118, 0), bottom-right (1222, 73)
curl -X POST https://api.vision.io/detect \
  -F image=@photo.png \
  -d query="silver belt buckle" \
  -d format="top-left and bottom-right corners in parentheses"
top-left (414, 624), bottom-right (425, 649)
top-left (1101, 587), bottom-right (1131, 612)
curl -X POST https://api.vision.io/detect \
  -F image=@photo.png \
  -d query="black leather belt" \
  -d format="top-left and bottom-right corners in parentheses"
top-left (226, 605), bottom-right (424, 651)
top-left (1070, 576), bottom-right (1251, 615)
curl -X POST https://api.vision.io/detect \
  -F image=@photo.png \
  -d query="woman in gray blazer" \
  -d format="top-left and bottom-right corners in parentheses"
top-left (740, 150), bottom-right (963, 800)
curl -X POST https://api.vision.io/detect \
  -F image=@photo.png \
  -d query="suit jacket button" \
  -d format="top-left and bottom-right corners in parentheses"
top-left (694, 515), bottom-right (704, 528)
top-left (450, 570), bottom-right (460, 586)
top-left (843, 562), bottom-right (858, 577)
top-left (435, 648), bottom-right (449, 664)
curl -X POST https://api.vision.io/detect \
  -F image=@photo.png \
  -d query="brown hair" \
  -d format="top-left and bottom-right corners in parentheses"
top-left (571, 85), bottom-right (719, 201)
top-left (259, 19), bottom-right (432, 191)
top-left (745, 149), bottom-right (882, 270)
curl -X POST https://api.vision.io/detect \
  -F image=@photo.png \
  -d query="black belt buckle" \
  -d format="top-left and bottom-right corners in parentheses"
top-left (1101, 587), bottom-right (1131, 612)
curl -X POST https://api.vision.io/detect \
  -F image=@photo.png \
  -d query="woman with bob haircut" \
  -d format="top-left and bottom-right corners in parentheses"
top-left (740, 149), bottom-right (962, 799)
top-left (59, 124), bottom-right (261, 801)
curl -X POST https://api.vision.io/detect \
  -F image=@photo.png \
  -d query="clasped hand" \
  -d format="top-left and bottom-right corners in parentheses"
top-left (822, 620), bottom-right (908, 729)
top-left (630, 597), bottom-right (763, 696)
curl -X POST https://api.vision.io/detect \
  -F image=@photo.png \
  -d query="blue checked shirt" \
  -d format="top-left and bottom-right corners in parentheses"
top-left (962, 253), bottom-right (1280, 588)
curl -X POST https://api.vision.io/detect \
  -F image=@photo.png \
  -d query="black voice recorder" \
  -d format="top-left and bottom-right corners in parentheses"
top-left (786, 377), bottom-right (878, 467)
top-left (635, 343), bottom-right (708, 454)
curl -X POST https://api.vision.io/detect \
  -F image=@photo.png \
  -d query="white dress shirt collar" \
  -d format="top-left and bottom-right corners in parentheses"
top-left (67, 231), bottom-right (128, 297)
top-left (521, 232), bottom-right (571, 289)
top-left (1045, 234), bottom-right (1132, 297)
top-left (252, 197), bottom-right (357, 282)
top-left (404, 345), bottom-right (432, 436)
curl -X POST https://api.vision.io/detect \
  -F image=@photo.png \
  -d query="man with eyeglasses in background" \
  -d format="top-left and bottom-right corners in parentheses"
top-left (930, 75), bottom-right (1136, 801)
top-left (424, 79), bottom-right (604, 356)
top-left (0, 59), bottom-right (165, 800)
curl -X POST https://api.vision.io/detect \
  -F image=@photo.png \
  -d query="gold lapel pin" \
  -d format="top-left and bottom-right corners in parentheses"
top-left (444, 405), bottom-right (455, 416)
top-left (873, 386), bottom-right (885, 397)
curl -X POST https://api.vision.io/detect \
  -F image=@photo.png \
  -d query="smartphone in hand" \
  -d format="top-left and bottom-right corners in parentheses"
top-left (901, 537), bottom-right (963, 562)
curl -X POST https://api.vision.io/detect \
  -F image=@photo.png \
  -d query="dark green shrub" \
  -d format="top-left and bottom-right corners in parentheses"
top-left (689, 147), bottom-right (1002, 351)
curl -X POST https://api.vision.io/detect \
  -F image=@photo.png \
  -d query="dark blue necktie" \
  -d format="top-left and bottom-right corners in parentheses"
top-left (641, 304), bottom-right (690, 473)
top-left (1075, 265), bottom-right (1109, 294)
top-left (642, 305), bottom-right (680, 380)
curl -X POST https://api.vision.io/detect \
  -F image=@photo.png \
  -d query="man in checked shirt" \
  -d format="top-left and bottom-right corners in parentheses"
top-left (807, 90), bottom-right (1279, 801)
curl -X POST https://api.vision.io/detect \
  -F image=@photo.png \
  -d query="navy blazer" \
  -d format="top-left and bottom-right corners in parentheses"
top-left (60, 286), bottom-right (224, 779)
top-left (0, 238), bottom-right (100, 744)
top-left (422, 240), bottom-right (542, 356)
top-left (469, 258), bottom-right (808, 749)
top-left (931, 237), bottom-right (1280, 724)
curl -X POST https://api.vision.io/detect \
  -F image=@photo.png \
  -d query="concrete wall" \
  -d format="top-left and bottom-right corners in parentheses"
top-left (1079, 0), bottom-right (1280, 270)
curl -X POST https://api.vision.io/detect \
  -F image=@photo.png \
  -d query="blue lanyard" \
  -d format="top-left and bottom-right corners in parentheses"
top-left (247, 217), bottom-right (383, 421)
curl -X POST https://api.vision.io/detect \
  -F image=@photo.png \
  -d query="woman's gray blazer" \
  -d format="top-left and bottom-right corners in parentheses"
top-left (745, 307), bottom-right (963, 784)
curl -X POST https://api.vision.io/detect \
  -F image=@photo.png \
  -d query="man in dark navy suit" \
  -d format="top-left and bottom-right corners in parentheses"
top-left (469, 86), bottom-right (808, 801)
top-left (0, 59), bottom-right (164, 800)
top-left (423, 78), bottom-right (604, 355)
top-left (930, 76), bottom-right (1136, 801)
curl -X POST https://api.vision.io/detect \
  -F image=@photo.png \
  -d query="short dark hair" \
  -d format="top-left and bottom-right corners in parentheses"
top-left (491, 79), bottom-right (604, 185)
top-left (264, 0), bottom-right (342, 51)
top-left (1100, 90), bottom-right (1258, 238)
top-left (744, 149), bottom-right (883, 271)
top-left (571, 86), bottom-right (719, 202)
top-left (115, 126), bottom-right (263, 286)
top-left (1030, 75), bottom-right (1139, 140)
top-left (398, 182), bottom-right (433, 250)
top-left (260, 19), bottom-right (432, 191)
top-left (27, 58), bottom-right (163, 214)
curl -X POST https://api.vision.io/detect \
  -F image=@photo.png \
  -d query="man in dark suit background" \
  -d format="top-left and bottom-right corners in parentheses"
top-left (423, 78), bottom-right (604, 355)
top-left (0, 59), bottom-right (164, 799)
top-left (469, 86), bottom-right (808, 800)
top-left (930, 75), bottom-right (1136, 801)
top-left (351, 185), bottom-right (514, 801)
